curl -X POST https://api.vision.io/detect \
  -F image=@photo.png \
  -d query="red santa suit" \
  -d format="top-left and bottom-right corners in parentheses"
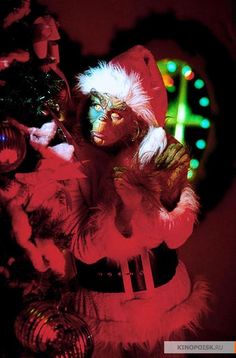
top-left (67, 46), bottom-right (209, 357)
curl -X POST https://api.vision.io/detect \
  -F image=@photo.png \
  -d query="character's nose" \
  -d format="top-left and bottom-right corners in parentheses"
top-left (99, 115), bottom-right (107, 122)
top-left (97, 120), bottom-right (107, 132)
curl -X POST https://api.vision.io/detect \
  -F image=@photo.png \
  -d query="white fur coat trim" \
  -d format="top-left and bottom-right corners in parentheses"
top-left (138, 126), bottom-right (167, 165)
top-left (77, 62), bottom-right (157, 126)
top-left (73, 263), bottom-right (210, 353)
top-left (29, 121), bottom-right (57, 146)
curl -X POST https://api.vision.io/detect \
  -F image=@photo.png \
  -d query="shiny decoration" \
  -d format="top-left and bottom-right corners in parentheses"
top-left (0, 121), bottom-right (26, 173)
top-left (15, 301), bottom-right (94, 357)
top-left (0, 63), bottom-right (65, 126)
top-left (157, 58), bottom-right (212, 181)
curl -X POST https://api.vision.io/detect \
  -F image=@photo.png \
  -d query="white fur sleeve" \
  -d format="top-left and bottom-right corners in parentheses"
top-left (71, 206), bottom-right (143, 263)
top-left (131, 186), bottom-right (199, 250)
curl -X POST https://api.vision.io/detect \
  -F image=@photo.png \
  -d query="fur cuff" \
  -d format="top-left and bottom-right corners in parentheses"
top-left (162, 186), bottom-right (199, 249)
top-left (73, 264), bottom-right (211, 352)
top-left (96, 207), bottom-right (143, 261)
top-left (72, 206), bottom-right (143, 264)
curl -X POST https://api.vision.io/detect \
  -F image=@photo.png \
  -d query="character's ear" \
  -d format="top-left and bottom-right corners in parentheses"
top-left (138, 126), bottom-right (167, 166)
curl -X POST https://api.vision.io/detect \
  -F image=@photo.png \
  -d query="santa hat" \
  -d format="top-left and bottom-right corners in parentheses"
top-left (77, 45), bottom-right (168, 163)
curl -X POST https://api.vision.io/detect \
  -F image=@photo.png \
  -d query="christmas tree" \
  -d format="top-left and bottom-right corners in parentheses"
top-left (0, 0), bottom-right (68, 127)
top-left (0, 2), bottom-right (83, 356)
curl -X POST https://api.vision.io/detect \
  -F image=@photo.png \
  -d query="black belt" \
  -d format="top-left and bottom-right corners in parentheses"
top-left (75, 243), bottom-right (178, 293)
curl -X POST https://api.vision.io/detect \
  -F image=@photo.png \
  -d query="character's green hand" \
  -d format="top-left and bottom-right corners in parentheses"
top-left (154, 143), bottom-right (189, 169)
top-left (113, 166), bottom-right (142, 210)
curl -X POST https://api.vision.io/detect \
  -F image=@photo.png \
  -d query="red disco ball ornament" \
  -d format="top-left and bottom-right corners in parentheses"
top-left (15, 301), bottom-right (94, 357)
top-left (0, 122), bottom-right (26, 173)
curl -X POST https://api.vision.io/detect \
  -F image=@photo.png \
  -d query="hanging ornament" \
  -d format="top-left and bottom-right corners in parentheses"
top-left (0, 121), bottom-right (26, 173)
top-left (15, 301), bottom-right (94, 357)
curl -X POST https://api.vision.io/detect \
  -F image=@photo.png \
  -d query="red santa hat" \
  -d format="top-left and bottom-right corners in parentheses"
top-left (77, 45), bottom-right (168, 163)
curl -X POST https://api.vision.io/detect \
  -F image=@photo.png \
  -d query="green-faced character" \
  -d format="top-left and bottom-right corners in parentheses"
top-left (88, 90), bottom-right (138, 147)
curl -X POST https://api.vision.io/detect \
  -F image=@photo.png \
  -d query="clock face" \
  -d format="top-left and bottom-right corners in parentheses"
top-left (157, 59), bottom-right (211, 181)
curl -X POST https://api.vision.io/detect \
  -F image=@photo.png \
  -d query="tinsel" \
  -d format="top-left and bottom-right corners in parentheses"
top-left (0, 62), bottom-right (65, 126)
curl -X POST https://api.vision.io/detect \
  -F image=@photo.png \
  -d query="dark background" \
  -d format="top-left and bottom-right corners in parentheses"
top-left (0, 0), bottom-right (233, 350)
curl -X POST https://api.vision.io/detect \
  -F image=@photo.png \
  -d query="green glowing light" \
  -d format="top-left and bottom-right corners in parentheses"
top-left (194, 79), bottom-right (205, 89)
top-left (167, 61), bottom-right (177, 73)
top-left (199, 97), bottom-right (210, 107)
top-left (182, 65), bottom-right (192, 76)
top-left (201, 118), bottom-right (210, 128)
top-left (196, 139), bottom-right (206, 149)
top-left (158, 59), bottom-right (211, 175)
top-left (167, 85), bottom-right (176, 93)
top-left (190, 158), bottom-right (199, 169)
top-left (187, 169), bottom-right (194, 179)
top-left (185, 71), bottom-right (195, 81)
top-left (175, 102), bottom-right (186, 143)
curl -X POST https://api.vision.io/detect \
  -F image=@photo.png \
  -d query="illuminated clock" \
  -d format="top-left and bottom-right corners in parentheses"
top-left (157, 59), bottom-right (211, 181)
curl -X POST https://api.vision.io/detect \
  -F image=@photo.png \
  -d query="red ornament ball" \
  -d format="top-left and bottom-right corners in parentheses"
top-left (15, 301), bottom-right (94, 357)
top-left (0, 122), bottom-right (26, 173)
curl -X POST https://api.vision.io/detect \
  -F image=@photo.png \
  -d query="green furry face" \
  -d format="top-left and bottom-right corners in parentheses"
top-left (88, 91), bottom-right (135, 147)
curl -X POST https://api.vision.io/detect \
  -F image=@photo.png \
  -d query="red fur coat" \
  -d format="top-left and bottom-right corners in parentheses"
top-left (66, 135), bottom-right (209, 357)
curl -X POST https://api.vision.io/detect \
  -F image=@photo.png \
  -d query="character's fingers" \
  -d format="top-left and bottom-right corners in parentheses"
top-left (167, 152), bottom-right (189, 169)
top-left (164, 145), bottom-right (182, 166)
top-left (156, 143), bottom-right (186, 168)
top-left (113, 166), bottom-right (127, 178)
top-left (166, 146), bottom-right (186, 167)
top-left (173, 146), bottom-right (186, 160)
top-left (179, 153), bottom-right (189, 165)
top-left (154, 143), bottom-right (176, 166)
top-left (114, 177), bottom-right (127, 189)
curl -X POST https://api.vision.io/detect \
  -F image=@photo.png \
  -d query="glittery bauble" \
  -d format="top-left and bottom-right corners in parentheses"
top-left (0, 122), bottom-right (26, 173)
top-left (15, 301), bottom-right (94, 357)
